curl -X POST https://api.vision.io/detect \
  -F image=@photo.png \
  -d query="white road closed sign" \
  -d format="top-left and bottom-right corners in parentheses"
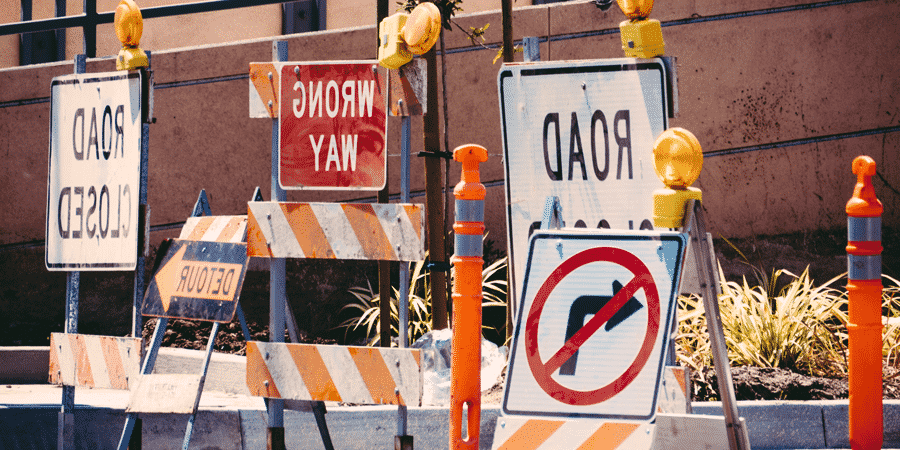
top-left (46, 71), bottom-right (142, 271)
top-left (503, 230), bottom-right (686, 420)
top-left (499, 59), bottom-right (669, 302)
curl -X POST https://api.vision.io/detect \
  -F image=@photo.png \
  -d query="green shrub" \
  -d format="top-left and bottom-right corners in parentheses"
top-left (339, 252), bottom-right (508, 347)
top-left (679, 267), bottom-right (900, 378)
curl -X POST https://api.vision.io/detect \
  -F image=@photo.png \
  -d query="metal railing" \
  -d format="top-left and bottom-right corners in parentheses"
top-left (1, 0), bottom-right (309, 59)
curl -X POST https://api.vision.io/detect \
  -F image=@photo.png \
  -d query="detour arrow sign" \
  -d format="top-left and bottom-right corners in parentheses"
top-left (142, 239), bottom-right (248, 322)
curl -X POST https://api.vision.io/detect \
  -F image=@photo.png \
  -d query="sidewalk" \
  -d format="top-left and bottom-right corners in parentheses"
top-left (2, 347), bottom-right (898, 449)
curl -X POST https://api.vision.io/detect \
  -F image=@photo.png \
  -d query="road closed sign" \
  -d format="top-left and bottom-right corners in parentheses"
top-left (46, 71), bottom-right (143, 271)
top-left (503, 230), bottom-right (686, 421)
top-left (499, 59), bottom-right (669, 302)
top-left (279, 62), bottom-right (387, 191)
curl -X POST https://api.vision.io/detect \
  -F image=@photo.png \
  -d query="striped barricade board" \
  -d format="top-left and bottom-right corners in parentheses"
top-left (246, 341), bottom-right (422, 406)
top-left (49, 333), bottom-right (142, 390)
top-left (179, 215), bottom-right (247, 243)
top-left (247, 202), bottom-right (425, 261)
top-left (491, 417), bottom-right (655, 450)
top-left (657, 366), bottom-right (691, 414)
top-left (126, 374), bottom-right (204, 414)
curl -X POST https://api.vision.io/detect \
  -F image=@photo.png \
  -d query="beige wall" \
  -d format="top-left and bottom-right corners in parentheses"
top-left (1, 0), bottom-right (898, 338)
top-left (1, 0), bottom-right (530, 69)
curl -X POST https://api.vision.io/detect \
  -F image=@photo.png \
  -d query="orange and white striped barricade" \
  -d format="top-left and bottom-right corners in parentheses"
top-left (49, 333), bottom-right (142, 390)
top-left (246, 342), bottom-right (422, 406)
top-left (657, 365), bottom-right (691, 414)
top-left (246, 201), bottom-right (425, 261)
top-left (179, 215), bottom-right (248, 243)
top-left (492, 417), bottom-right (655, 450)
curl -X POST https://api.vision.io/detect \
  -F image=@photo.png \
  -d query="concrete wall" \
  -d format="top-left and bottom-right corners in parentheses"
top-left (1, 0), bottom-right (898, 340)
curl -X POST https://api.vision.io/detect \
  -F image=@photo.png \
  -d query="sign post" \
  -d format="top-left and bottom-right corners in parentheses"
top-left (499, 59), bottom-right (669, 306)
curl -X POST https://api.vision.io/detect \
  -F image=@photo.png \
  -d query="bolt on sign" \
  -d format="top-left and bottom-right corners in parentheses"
top-left (46, 71), bottom-right (143, 270)
top-left (278, 62), bottom-right (387, 190)
top-left (498, 59), bottom-right (669, 302)
top-left (141, 239), bottom-right (248, 322)
top-left (503, 231), bottom-right (686, 420)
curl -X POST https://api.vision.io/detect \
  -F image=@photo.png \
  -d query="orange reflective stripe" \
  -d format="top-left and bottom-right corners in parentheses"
top-left (246, 342), bottom-right (280, 398)
top-left (246, 208), bottom-right (271, 257)
top-left (71, 334), bottom-right (94, 387)
top-left (100, 338), bottom-right (127, 390)
top-left (497, 419), bottom-right (564, 450)
top-left (343, 204), bottom-right (396, 261)
top-left (347, 347), bottom-right (402, 405)
top-left (404, 204), bottom-right (423, 241)
top-left (576, 423), bottom-right (639, 450)
top-left (289, 345), bottom-right (341, 402)
top-left (186, 216), bottom-right (214, 241)
top-left (216, 216), bottom-right (246, 242)
top-left (281, 203), bottom-right (333, 258)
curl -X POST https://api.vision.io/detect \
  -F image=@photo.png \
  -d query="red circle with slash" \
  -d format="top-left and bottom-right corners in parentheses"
top-left (524, 246), bottom-right (660, 405)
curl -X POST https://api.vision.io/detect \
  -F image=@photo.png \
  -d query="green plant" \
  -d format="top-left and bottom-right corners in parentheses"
top-left (677, 265), bottom-right (849, 378)
top-left (339, 251), bottom-right (508, 347)
top-left (882, 274), bottom-right (900, 368)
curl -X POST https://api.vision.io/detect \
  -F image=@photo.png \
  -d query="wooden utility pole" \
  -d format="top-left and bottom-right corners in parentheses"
top-left (423, 43), bottom-right (450, 330)
top-left (377, 0), bottom-right (394, 347)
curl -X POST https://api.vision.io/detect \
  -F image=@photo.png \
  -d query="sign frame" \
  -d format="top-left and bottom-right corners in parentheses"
top-left (277, 60), bottom-right (388, 191)
top-left (499, 58), bottom-right (669, 306)
top-left (45, 70), bottom-right (143, 271)
top-left (502, 230), bottom-right (686, 421)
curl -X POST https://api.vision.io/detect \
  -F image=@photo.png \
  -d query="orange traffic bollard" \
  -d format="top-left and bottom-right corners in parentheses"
top-left (450, 144), bottom-right (488, 450)
top-left (846, 155), bottom-right (884, 450)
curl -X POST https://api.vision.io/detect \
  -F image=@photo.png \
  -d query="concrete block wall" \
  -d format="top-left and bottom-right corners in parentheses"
top-left (0, 0), bottom-right (897, 339)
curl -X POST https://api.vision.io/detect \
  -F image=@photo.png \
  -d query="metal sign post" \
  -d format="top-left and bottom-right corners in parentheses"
top-left (268, 40), bottom-right (289, 450)
top-left (681, 200), bottom-right (751, 450)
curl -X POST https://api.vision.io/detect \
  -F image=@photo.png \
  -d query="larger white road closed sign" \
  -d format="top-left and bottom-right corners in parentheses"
top-left (46, 71), bottom-right (143, 271)
top-left (499, 59), bottom-right (669, 302)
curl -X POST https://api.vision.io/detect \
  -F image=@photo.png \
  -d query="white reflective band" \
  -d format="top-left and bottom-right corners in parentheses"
top-left (455, 199), bottom-right (484, 223)
top-left (848, 254), bottom-right (881, 281)
top-left (455, 233), bottom-right (483, 257)
top-left (848, 216), bottom-right (881, 242)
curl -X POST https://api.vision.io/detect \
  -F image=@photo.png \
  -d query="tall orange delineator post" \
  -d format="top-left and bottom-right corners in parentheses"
top-left (450, 144), bottom-right (488, 450)
top-left (846, 155), bottom-right (884, 450)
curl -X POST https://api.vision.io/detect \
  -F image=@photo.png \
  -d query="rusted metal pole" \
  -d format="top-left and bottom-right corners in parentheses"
top-left (501, 0), bottom-right (514, 64)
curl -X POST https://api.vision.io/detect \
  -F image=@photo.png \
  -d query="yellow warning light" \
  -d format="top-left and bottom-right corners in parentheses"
top-left (617, 0), bottom-right (663, 58)
top-left (652, 128), bottom-right (703, 228)
top-left (114, 0), bottom-right (148, 70)
top-left (617, 0), bottom-right (654, 19)
top-left (378, 12), bottom-right (412, 70)
top-left (403, 2), bottom-right (442, 55)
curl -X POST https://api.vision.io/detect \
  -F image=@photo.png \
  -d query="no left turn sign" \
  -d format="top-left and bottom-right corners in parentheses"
top-left (503, 230), bottom-right (686, 421)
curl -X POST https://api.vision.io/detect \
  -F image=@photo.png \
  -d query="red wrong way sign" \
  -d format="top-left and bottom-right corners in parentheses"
top-left (279, 62), bottom-right (387, 190)
top-left (503, 230), bottom-right (686, 421)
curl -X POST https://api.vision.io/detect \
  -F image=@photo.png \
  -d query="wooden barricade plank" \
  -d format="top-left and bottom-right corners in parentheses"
top-left (125, 374), bottom-right (204, 414)
top-left (491, 417), bottom-right (654, 450)
top-left (179, 215), bottom-right (247, 243)
top-left (247, 201), bottom-right (425, 261)
top-left (246, 341), bottom-right (422, 406)
top-left (49, 333), bottom-right (141, 390)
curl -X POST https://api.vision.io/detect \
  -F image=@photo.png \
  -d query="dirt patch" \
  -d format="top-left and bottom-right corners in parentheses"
top-left (691, 365), bottom-right (900, 402)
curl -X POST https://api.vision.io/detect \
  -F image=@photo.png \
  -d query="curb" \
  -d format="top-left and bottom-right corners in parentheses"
top-left (3, 347), bottom-right (899, 449)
